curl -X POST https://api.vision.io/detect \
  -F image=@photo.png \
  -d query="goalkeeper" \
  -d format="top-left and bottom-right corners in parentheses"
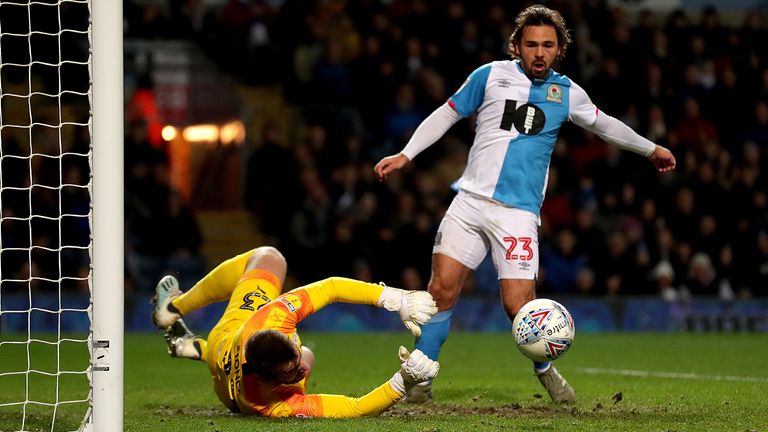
top-left (151, 246), bottom-right (440, 417)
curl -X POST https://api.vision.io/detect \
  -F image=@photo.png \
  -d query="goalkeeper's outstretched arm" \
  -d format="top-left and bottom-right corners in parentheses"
top-left (267, 347), bottom-right (439, 418)
top-left (281, 277), bottom-right (438, 336)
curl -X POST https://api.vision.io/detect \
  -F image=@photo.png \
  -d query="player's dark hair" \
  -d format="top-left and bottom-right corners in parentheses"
top-left (507, 5), bottom-right (572, 63)
top-left (243, 329), bottom-right (297, 378)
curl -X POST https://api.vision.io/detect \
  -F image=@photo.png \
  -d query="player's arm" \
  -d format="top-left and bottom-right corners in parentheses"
top-left (295, 277), bottom-right (438, 336)
top-left (375, 103), bottom-right (461, 180)
top-left (569, 82), bottom-right (676, 172)
top-left (269, 347), bottom-right (439, 418)
top-left (375, 63), bottom-right (491, 180)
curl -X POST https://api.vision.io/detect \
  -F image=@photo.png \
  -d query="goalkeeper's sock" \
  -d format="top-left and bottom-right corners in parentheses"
top-left (415, 309), bottom-right (452, 361)
top-left (533, 361), bottom-right (551, 373)
top-left (171, 250), bottom-right (254, 315)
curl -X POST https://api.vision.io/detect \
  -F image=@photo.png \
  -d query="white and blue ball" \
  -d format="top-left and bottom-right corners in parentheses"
top-left (512, 298), bottom-right (575, 362)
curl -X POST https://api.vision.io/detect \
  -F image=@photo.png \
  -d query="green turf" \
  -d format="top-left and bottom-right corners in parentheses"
top-left (1, 332), bottom-right (767, 431)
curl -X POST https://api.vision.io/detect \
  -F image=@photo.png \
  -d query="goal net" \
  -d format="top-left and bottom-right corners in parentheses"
top-left (0, 1), bottom-right (122, 431)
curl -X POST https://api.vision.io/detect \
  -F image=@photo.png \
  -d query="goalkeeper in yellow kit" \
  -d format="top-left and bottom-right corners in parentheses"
top-left (152, 246), bottom-right (440, 417)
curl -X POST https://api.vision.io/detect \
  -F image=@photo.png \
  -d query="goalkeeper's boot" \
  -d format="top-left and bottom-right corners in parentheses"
top-left (403, 381), bottom-right (432, 403)
top-left (152, 275), bottom-right (182, 329)
top-left (164, 319), bottom-right (202, 360)
top-left (536, 365), bottom-right (575, 403)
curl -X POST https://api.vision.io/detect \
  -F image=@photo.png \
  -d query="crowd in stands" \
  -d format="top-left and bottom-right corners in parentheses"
top-left (122, 0), bottom-right (768, 301)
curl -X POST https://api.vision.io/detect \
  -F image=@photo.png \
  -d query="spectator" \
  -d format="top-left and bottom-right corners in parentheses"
top-left (650, 260), bottom-right (686, 302)
top-left (541, 230), bottom-right (586, 294)
top-left (674, 97), bottom-right (719, 155)
top-left (126, 74), bottom-right (164, 150)
top-left (682, 252), bottom-right (734, 301)
top-left (744, 101), bottom-right (768, 149)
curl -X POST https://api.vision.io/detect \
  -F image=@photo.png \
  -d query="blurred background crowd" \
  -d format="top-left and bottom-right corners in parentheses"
top-left (3, 0), bottom-right (766, 304)
top-left (124, 0), bottom-right (768, 301)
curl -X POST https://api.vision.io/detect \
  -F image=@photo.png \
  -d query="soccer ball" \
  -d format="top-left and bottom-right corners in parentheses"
top-left (512, 298), bottom-right (575, 362)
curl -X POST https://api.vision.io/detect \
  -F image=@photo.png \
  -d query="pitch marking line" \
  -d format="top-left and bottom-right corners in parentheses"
top-left (575, 367), bottom-right (768, 384)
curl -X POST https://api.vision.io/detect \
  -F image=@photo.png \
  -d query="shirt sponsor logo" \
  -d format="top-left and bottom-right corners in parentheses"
top-left (230, 349), bottom-right (241, 399)
top-left (280, 294), bottom-right (302, 313)
top-left (497, 79), bottom-right (512, 88)
top-left (546, 84), bottom-right (562, 103)
top-left (513, 103), bottom-right (545, 135)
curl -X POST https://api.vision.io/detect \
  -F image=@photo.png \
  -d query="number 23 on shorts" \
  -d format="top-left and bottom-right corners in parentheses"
top-left (503, 236), bottom-right (534, 261)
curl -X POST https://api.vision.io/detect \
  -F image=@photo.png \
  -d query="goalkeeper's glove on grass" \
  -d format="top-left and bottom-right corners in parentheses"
top-left (377, 284), bottom-right (438, 336)
top-left (389, 346), bottom-right (440, 396)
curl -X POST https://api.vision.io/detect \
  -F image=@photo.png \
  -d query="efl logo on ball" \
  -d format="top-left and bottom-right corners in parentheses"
top-left (512, 298), bottom-right (575, 362)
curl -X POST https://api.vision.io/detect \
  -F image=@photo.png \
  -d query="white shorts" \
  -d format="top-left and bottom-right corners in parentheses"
top-left (433, 190), bottom-right (539, 280)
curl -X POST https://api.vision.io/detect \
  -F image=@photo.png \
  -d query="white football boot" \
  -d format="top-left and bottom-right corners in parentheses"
top-left (163, 319), bottom-right (202, 360)
top-left (152, 275), bottom-right (182, 329)
top-left (536, 365), bottom-right (575, 403)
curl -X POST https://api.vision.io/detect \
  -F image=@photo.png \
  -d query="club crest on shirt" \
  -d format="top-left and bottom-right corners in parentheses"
top-left (546, 84), bottom-right (562, 103)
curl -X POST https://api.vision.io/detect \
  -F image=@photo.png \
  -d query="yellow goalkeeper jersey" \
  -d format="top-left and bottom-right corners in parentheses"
top-left (208, 274), bottom-right (402, 417)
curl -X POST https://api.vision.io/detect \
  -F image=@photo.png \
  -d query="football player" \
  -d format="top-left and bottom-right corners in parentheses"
top-left (375, 5), bottom-right (676, 403)
top-left (152, 246), bottom-right (439, 417)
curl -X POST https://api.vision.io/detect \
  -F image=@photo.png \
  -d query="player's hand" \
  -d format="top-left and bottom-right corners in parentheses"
top-left (389, 347), bottom-right (440, 395)
top-left (649, 145), bottom-right (676, 173)
top-left (377, 286), bottom-right (438, 337)
top-left (400, 291), bottom-right (438, 336)
top-left (374, 153), bottom-right (409, 181)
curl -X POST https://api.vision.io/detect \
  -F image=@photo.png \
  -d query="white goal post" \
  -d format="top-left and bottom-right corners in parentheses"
top-left (89, 0), bottom-right (123, 431)
top-left (0, 0), bottom-right (123, 431)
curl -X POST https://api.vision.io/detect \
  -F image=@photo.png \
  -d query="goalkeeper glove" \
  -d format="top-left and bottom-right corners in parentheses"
top-left (377, 284), bottom-right (438, 336)
top-left (389, 346), bottom-right (440, 395)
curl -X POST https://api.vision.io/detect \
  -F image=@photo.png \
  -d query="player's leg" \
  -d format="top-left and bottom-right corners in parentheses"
top-left (406, 253), bottom-right (473, 403)
top-left (153, 247), bottom-right (287, 363)
top-left (499, 279), bottom-right (575, 402)
top-left (153, 247), bottom-right (282, 328)
top-left (416, 253), bottom-right (473, 360)
top-left (151, 274), bottom-right (207, 361)
top-left (206, 246), bottom-right (287, 351)
top-left (409, 191), bottom-right (488, 403)
top-left (213, 246), bottom-right (287, 324)
top-left (490, 206), bottom-right (575, 403)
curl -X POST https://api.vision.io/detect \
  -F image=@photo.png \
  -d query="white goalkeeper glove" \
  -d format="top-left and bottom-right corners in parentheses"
top-left (377, 284), bottom-right (438, 336)
top-left (389, 346), bottom-right (440, 395)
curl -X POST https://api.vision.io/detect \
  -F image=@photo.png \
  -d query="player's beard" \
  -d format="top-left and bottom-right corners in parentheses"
top-left (523, 58), bottom-right (551, 79)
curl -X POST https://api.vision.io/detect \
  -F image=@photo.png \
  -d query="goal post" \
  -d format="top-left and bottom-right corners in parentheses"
top-left (89, 0), bottom-right (123, 431)
top-left (0, 0), bottom-right (123, 430)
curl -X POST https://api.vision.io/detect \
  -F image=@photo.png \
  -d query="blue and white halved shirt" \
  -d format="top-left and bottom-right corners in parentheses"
top-left (448, 59), bottom-right (598, 216)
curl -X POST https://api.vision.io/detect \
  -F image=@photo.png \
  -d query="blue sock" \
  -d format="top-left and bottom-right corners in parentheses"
top-left (533, 361), bottom-right (551, 373)
top-left (415, 310), bottom-right (453, 361)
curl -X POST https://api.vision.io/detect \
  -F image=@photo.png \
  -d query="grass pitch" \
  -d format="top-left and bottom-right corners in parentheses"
top-left (1, 332), bottom-right (767, 431)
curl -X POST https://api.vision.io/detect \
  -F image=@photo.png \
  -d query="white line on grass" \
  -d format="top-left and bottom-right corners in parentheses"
top-left (575, 367), bottom-right (768, 384)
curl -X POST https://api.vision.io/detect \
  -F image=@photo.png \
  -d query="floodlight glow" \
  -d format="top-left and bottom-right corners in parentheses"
top-left (161, 125), bottom-right (178, 141)
top-left (183, 124), bottom-right (219, 142)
